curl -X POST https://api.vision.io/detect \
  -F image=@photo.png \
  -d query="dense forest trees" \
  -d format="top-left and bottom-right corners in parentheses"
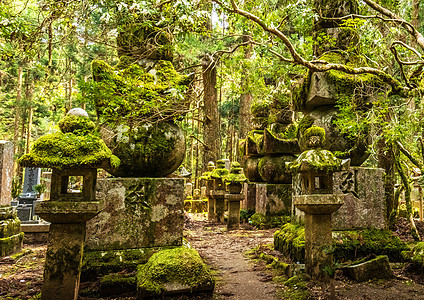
top-left (1, 0), bottom-right (424, 235)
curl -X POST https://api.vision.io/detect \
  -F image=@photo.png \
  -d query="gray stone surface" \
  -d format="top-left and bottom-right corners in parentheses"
top-left (0, 141), bottom-right (13, 206)
top-left (256, 183), bottom-right (292, 216)
top-left (86, 177), bottom-right (185, 250)
top-left (242, 183), bottom-right (256, 210)
top-left (342, 255), bottom-right (393, 282)
top-left (22, 167), bottom-right (41, 196)
top-left (332, 167), bottom-right (386, 230)
top-left (293, 167), bottom-right (386, 230)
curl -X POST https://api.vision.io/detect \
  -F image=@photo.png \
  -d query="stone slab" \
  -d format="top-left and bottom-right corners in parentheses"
top-left (21, 223), bottom-right (50, 244)
top-left (342, 255), bottom-right (393, 282)
top-left (0, 141), bottom-right (13, 206)
top-left (86, 178), bottom-right (184, 250)
top-left (256, 183), bottom-right (292, 216)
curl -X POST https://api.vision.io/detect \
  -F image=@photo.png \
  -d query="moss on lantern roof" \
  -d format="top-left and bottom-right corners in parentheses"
top-left (210, 160), bottom-right (229, 179)
top-left (287, 149), bottom-right (342, 173)
top-left (19, 115), bottom-right (120, 170)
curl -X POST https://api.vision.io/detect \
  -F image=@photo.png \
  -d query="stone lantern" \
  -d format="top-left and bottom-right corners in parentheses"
top-left (200, 161), bottom-right (216, 220)
top-left (287, 126), bottom-right (349, 280)
top-left (19, 108), bottom-right (119, 300)
top-left (209, 159), bottom-right (229, 223)
top-left (224, 162), bottom-right (247, 230)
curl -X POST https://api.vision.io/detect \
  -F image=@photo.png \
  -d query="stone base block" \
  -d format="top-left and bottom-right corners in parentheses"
top-left (342, 255), bottom-right (393, 282)
top-left (86, 178), bottom-right (185, 250)
top-left (21, 223), bottom-right (50, 244)
top-left (0, 232), bottom-right (24, 256)
top-left (256, 183), bottom-right (292, 216)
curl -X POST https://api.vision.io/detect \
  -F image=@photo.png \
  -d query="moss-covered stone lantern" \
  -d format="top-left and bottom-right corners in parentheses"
top-left (200, 161), bottom-right (216, 221)
top-left (19, 108), bottom-right (119, 300)
top-left (209, 159), bottom-right (230, 223)
top-left (224, 162), bottom-right (247, 230)
top-left (287, 127), bottom-right (349, 281)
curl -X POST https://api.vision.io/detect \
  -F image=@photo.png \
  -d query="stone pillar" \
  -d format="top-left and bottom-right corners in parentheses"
top-left (304, 213), bottom-right (332, 279)
top-left (212, 190), bottom-right (226, 223)
top-left (226, 193), bottom-right (244, 230)
top-left (0, 141), bottom-right (13, 206)
top-left (41, 223), bottom-right (85, 300)
top-left (242, 183), bottom-right (256, 210)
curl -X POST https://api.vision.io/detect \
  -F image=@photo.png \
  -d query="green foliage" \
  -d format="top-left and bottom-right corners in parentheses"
top-left (283, 274), bottom-right (311, 300)
top-left (87, 59), bottom-right (191, 124)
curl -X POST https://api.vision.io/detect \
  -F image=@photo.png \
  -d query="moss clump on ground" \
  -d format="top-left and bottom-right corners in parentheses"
top-left (99, 273), bottom-right (137, 297)
top-left (402, 242), bottom-right (424, 271)
top-left (274, 223), bottom-right (305, 263)
top-left (250, 213), bottom-right (290, 230)
top-left (333, 229), bottom-right (409, 262)
top-left (283, 273), bottom-right (311, 300)
top-left (136, 247), bottom-right (214, 297)
top-left (274, 226), bottom-right (408, 263)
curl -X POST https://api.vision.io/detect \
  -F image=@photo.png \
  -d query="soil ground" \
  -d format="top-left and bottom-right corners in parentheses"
top-left (0, 215), bottom-right (423, 299)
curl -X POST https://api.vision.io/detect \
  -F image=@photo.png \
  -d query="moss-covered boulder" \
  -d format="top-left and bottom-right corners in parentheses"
top-left (136, 247), bottom-right (214, 298)
top-left (274, 223), bottom-right (305, 263)
top-left (402, 242), bottom-right (424, 272)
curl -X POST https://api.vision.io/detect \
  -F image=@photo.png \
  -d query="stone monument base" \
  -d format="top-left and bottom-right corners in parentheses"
top-left (86, 177), bottom-right (185, 250)
top-left (256, 183), bottom-right (292, 216)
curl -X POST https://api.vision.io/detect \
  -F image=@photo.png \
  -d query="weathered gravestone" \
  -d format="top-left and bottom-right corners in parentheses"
top-left (0, 141), bottom-right (24, 257)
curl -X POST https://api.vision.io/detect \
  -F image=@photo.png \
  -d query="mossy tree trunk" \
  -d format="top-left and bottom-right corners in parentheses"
top-left (394, 153), bottom-right (421, 240)
top-left (202, 56), bottom-right (220, 171)
top-left (13, 63), bottom-right (23, 176)
top-left (377, 136), bottom-right (395, 220)
top-left (239, 33), bottom-right (253, 142)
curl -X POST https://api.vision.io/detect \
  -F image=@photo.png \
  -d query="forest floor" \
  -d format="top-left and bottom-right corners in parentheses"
top-left (0, 215), bottom-right (424, 299)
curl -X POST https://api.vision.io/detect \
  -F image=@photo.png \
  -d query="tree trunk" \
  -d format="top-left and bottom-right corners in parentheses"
top-left (238, 34), bottom-right (253, 141)
top-left (377, 138), bottom-right (395, 219)
top-left (202, 56), bottom-right (220, 171)
top-left (13, 63), bottom-right (23, 175)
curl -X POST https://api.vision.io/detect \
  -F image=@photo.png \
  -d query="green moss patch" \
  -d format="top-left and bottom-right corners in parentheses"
top-left (91, 59), bottom-right (191, 124)
top-left (250, 213), bottom-right (290, 230)
top-left (402, 242), bottom-right (424, 271)
top-left (136, 247), bottom-right (214, 297)
top-left (287, 149), bottom-right (342, 173)
top-left (19, 131), bottom-right (119, 169)
top-left (274, 223), bottom-right (305, 263)
top-left (58, 115), bottom-right (95, 134)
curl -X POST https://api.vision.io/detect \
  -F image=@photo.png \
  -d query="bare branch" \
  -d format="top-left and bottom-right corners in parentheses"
top-left (363, 0), bottom-right (424, 51)
top-left (225, 0), bottom-right (409, 97)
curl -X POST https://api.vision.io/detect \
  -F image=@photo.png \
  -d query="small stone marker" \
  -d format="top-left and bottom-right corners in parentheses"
top-left (342, 255), bottom-right (394, 282)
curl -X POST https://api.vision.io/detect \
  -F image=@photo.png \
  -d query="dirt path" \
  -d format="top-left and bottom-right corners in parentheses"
top-left (184, 214), bottom-right (279, 300)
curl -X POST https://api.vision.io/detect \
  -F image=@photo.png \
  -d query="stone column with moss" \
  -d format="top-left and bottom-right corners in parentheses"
top-left (224, 162), bottom-right (247, 230)
top-left (200, 161), bottom-right (216, 220)
top-left (287, 128), bottom-right (349, 281)
top-left (19, 109), bottom-right (119, 300)
top-left (210, 160), bottom-right (229, 223)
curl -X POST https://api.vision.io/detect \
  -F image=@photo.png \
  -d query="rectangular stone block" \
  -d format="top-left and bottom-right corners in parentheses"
top-left (256, 183), bottom-right (292, 216)
top-left (332, 167), bottom-right (386, 230)
top-left (22, 167), bottom-right (41, 197)
top-left (242, 183), bottom-right (256, 210)
top-left (0, 141), bottom-right (13, 206)
top-left (86, 178), bottom-right (185, 250)
top-left (0, 232), bottom-right (24, 256)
